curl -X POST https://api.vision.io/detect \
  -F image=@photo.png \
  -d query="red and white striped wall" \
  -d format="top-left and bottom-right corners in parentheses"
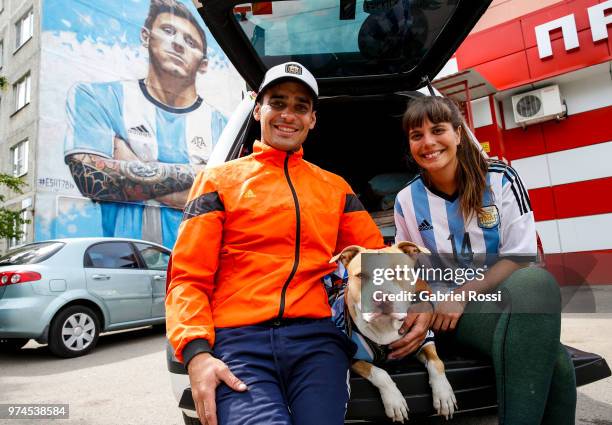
top-left (450, 0), bottom-right (612, 285)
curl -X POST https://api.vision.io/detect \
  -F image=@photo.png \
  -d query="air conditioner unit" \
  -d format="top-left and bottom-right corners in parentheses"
top-left (511, 85), bottom-right (566, 126)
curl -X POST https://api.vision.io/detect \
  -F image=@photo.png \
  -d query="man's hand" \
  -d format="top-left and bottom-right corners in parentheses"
top-left (114, 137), bottom-right (191, 209)
top-left (156, 190), bottom-right (189, 209)
top-left (388, 302), bottom-right (434, 360)
top-left (113, 136), bottom-right (140, 161)
top-left (431, 299), bottom-right (467, 332)
top-left (187, 353), bottom-right (247, 425)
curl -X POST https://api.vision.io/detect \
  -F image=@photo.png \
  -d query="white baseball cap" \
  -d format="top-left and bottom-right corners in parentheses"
top-left (256, 62), bottom-right (319, 107)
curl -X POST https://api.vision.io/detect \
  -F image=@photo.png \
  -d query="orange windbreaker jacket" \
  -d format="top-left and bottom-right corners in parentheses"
top-left (166, 141), bottom-right (384, 363)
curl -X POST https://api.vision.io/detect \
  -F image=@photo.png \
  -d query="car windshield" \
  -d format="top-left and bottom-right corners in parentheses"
top-left (233, 0), bottom-right (459, 78)
top-left (0, 242), bottom-right (65, 266)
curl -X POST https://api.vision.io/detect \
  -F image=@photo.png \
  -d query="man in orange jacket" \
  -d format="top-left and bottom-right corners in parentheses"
top-left (166, 62), bottom-right (385, 425)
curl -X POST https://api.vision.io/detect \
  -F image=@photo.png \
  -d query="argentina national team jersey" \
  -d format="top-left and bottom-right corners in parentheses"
top-left (64, 79), bottom-right (227, 248)
top-left (394, 162), bottom-right (536, 267)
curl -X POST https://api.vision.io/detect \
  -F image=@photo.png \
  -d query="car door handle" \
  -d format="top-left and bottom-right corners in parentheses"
top-left (91, 274), bottom-right (110, 280)
top-left (153, 275), bottom-right (165, 281)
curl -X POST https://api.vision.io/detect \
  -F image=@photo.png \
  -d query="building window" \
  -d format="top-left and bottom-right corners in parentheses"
top-left (0, 0), bottom-right (4, 14)
top-left (11, 139), bottom-right (28, 177)
top-left (13, 73), bottom-right (31, 111)
top-left (0, 40), bottom-right (3, 69)
top-left (8, 211), bottom-right (28, 249)
top-left (15, 9), bottom-right (34, 50)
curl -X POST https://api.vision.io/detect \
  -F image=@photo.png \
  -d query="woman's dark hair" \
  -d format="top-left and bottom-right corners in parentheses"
top-left (402, 96), bottom-right (489, 221)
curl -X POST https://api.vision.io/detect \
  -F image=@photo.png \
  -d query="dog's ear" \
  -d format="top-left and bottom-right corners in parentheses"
top-left (330, 245), bottom-right (362, 266)
top-left (395, 241), bottom-right (431, 258)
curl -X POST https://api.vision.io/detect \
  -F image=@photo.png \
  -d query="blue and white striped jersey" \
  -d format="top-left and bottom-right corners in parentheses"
top-left (394, 162), bottom-right (536, 258)
top-left (64, 79), bottom-right (227, 248)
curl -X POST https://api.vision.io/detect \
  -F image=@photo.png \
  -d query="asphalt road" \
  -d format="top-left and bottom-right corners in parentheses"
top-left (1, 316), bottom-right (611, 425)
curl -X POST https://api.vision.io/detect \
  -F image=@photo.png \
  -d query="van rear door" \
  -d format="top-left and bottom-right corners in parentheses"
top-left (193, 0), bottom-right (492, 96)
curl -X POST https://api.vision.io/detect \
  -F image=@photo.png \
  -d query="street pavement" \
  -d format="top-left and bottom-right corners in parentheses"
top-left (1, 316), bottom-right (611, 425)
top-left (0, 327), bottom-right (178, 425)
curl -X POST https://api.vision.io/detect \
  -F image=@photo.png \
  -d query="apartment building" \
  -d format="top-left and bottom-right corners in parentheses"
top-left (0, 0), bottom-right (39, 250)
top-left (0, 0), bottom-right (243, 253)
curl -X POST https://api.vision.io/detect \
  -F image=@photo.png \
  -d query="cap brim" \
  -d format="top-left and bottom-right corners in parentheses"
top-left (256, 76), bottom-right (319, 109)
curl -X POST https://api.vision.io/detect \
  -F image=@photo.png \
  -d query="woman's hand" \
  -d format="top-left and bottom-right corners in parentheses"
top-left (430, 259), bottom-right (522, 333)
top-left (431, 298), bottom-right (467, 332)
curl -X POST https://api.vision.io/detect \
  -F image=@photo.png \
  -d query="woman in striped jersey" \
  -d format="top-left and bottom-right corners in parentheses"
top-left (392, 96), bottom-right (576, 424)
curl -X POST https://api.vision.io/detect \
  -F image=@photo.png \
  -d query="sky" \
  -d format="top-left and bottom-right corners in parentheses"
top-left (42, 0), bottom-right (225, 62)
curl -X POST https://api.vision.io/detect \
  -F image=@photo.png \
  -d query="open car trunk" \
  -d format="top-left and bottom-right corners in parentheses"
top-left (344, 344), bottom-right (611, 421)
top-left (171, 342), bottom-right (610, 420)
top-left (169, 92), bottom-right (611, 420)
top-left (224, 93), bottom-right (612, 419)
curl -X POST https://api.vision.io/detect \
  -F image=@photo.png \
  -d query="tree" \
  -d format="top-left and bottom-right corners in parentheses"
top-left (0, 76), bottom-right (7, 90)
top-left (0, 173), bottom-right (29, 241)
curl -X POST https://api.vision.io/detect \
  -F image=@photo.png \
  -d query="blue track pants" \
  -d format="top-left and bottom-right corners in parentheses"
top-left (214, 318), bottom-right (356, 425)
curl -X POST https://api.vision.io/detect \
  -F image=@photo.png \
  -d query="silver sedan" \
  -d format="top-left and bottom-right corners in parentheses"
top-left (0, 237), bottom-right (169, 357)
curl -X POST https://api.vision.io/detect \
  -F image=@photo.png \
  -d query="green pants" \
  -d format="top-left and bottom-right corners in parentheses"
top-left (448, 267), bottom-right (577, 425)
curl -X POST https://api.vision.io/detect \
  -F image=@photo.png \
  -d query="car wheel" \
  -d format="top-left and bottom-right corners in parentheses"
top-left (49, 306), bottom-right (100, 358)
top-left (182, 413), bottom-right (201, 425)
top-left (0, 338), bottom-right (29, 352)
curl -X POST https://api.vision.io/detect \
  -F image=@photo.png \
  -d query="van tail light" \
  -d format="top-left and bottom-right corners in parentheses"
top-left (0, 271), bottom-right (42, 286)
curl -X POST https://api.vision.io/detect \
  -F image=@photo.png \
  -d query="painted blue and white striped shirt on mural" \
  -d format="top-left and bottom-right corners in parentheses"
top-left (394, 162), bottom-right (536, 265)
top-left (64, 79), bottom-right (227, 248)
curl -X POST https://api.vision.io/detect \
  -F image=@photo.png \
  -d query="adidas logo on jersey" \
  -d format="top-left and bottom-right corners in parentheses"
top-left (128, 125), bottom-right (152, 138)
top-left (244, 189), bottom-right (256, 199)
top-left (418, 219), bottom-right (433, 232)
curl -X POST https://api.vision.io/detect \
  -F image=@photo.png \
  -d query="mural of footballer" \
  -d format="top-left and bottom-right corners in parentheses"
top-left (64, 0), bottom-right (226, 248)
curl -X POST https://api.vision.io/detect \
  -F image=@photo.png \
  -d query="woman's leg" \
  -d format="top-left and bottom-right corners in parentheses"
top-left (451, 267), bottom-right (576, 425)
top-left (541, 345), bottom-right (577, 425)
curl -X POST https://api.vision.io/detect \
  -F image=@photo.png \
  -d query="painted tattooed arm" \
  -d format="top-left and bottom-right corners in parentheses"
top-left (65, 152), bottom-right (196, 203)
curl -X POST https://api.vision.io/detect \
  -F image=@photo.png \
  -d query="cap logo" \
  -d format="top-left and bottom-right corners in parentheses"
top-left (285, 64), bottom-right (302, 75)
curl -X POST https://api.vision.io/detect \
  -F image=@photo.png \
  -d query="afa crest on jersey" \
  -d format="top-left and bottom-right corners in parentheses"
top-left (478, 205), bottom-right (500, 229)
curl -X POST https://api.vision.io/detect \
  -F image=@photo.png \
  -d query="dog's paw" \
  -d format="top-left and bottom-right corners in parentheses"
top-left (380, 386), bottom-right (409, 423)
top-left (431, 375), bottom-right (457, 420)
top-left (365, 364), bottom-right (409, 423)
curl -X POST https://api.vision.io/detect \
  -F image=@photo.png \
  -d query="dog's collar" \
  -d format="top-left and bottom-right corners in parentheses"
top-left (346, 310), bottom-right (390, 365)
